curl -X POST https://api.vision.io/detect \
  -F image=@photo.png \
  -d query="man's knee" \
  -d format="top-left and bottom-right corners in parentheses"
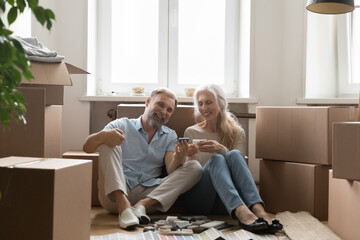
top-left (98, 144), bottom-right (122, 159)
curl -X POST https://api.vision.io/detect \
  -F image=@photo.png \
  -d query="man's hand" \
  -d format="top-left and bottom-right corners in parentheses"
top-left (102, 129), bottom-right (125, 147)
top-left (83, 128), bottom-right (125, 153)
top-left (175, 140), bottom-right (189, 164)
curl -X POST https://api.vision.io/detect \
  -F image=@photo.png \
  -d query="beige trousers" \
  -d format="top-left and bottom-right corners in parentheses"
top-left (97, 144), bottom-right (202, 213)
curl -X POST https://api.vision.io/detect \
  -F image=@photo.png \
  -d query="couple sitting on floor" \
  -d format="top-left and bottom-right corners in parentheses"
top-left (83, 84), bottom-right (282, 234)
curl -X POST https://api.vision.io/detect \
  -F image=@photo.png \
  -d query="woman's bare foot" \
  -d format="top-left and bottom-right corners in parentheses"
top-left (234, 204), bottom-right (258, 225)
top-left (251, 203), bottom-right (272, 224)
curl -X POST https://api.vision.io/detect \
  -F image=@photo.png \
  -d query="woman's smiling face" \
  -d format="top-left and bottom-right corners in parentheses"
top-left (196, 90), bottom-right (220, 121)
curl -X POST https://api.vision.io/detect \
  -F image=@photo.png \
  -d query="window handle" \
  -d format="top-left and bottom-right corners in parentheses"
top-left (172, 9), bottom-right (177, 27)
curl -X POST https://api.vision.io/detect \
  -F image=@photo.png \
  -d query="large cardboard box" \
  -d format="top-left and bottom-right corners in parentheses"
top-left (260, 159), bottom-right (330, 220)
top-left (117, 104), bottom-right (196, 137)
top-left (333, 122), bottom-right (360, 180)
top-left (0, 156), bottom-right (92, 240)
top-left (21, 61), bottom-right (88, 105)
top-left (328, 170), bottom-right (360, 240)
top-left (256, 106), bottom-right (358, 165)
top-left (62, 151), bottom-right (100, 206)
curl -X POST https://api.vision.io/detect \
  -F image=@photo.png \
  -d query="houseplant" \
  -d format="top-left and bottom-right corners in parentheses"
top-left (0, 0), bottom-right (55, 127)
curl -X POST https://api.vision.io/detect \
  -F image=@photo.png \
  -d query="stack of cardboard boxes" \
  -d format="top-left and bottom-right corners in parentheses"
top-left (0, 61), bottom-right (92, 239)
top-left (0, 61), bottom-right (87, 158)
top-left (329, 122), bottom-right (360, 240)
top-left (255, 106), bottom-right (358, 221)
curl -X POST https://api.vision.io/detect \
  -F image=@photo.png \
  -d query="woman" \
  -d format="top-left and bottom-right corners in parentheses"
top-left (182, 84), bottom-right (282, 233)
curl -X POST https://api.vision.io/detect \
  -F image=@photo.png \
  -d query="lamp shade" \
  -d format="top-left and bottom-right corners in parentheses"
top-left (306, 0), bottom-right (354, 14)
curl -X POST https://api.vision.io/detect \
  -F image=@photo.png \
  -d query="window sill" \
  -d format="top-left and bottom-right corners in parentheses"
top-left (297, 98), bottom-right (359, 105)
top-left (80, 95), bottom-right (258, 104)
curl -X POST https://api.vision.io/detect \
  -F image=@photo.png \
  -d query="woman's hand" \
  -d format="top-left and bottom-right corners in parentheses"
top-left (197, 140), bottom-right (224, 154)
top-left (187, 144), bottom-right (199, 160)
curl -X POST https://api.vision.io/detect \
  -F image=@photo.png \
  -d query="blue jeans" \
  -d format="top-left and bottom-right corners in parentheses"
top-left (181, 150), bottom-right (263, 218)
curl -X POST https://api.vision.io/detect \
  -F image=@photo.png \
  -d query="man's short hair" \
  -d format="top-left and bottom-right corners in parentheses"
top-left (150, 88), bottom-right (178, 108)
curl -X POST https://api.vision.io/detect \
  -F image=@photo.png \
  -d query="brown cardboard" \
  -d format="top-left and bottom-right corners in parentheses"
top-left (256, 106), bottom-right (358, 165)
top-left (0, 156), bottom-right (92, 240)
top-left (332, 122), bottom-right (360, 180)
top-left (117, 104), bottom-right (196, 137)
top-left (62, 151), bottom-right (100, 206)
top-left (328, 170), bottom-right (360, 240)
top-left (0, 87), bottom-right (62, 158)
top-left (260, 159), bottom-right (330, 220)
top-left (20, 61), bottom-right (88, 105)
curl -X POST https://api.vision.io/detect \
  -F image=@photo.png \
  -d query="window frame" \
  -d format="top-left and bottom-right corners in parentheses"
top-left (92, 0), bottom-right (249, 97)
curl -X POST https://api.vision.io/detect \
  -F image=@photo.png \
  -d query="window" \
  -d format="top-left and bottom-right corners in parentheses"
top-left (306, 3), bottom-right (360, 98)
top-left (338, 3), bottom-right (360, 96)
top-left (91, 0), bottom-right (250, 97)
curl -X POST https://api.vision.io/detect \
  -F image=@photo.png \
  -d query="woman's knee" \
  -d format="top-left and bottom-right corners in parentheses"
top-left (226, 150), bottom-right (246, 165)
top-left (206, 154), bottom-right (227, 171)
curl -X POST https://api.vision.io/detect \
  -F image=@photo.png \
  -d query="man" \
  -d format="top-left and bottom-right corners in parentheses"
top-left (83, 88), bottom-right (202, 230)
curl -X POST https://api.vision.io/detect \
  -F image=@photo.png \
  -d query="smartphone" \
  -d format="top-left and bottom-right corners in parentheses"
top-left (178, 137), bottom-right (189, 142)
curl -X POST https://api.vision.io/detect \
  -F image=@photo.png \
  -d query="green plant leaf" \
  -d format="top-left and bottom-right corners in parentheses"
top-left (7, 6), bottom-right (18, 25)
top-left (7, 0), bottom-right (14, 6)
top-left (32, 6), bottom-right (45, 25)
top-left (16, 0), bottom-right (26, 12)
top-left (0, 27), bottom-right (13, 37)
top-left (46, 20), bottom-right (52, 30)
top-left (27, 0), bottom-right (38, 9)
top-left (0, 41), bottom-right (12, 62)
top-left (45, 9), bottom-right (55, 20)
top-left (0, 0), bottom-right (6, 12)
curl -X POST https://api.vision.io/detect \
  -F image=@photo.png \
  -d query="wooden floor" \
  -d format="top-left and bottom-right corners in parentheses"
top-left (90, 207), bottom-right (288, 239)
top-left (91, 206), bottom-right (238, 236)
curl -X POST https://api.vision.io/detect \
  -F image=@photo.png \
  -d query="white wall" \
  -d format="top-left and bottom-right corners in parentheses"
top-left (248, 0), bottom-right (307, 180)
top-left (30, 0), bottom-right (308, 179)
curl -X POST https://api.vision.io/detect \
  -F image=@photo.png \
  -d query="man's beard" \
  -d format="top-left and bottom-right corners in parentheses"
top-left (146, 111), bottom-right (168, 129)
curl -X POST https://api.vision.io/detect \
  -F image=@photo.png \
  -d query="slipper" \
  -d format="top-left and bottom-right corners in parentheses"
top-left (268, 219), bottom-right (283, 233)
top-left (254, 219), bottom-right (283, 234)
top-left (238, 217), bottom-right (269, 232)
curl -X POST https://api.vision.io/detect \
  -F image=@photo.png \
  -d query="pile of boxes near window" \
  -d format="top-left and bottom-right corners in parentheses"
top-left (0, 61), bottom-right (93, 240)
top-left (256, 106), bottom-right (360, 240)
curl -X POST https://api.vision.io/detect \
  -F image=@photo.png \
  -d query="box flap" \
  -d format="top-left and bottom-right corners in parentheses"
top-left (65, 63), bottom-right (89, 74)
top-left (17, 158), bottom-right (91, 170)
top-left (0, 156), bottom-right (43, 167)
top-left (20, 61), bottom-right (88, 86)
top-left (21, 62), bottom-right (72, 86)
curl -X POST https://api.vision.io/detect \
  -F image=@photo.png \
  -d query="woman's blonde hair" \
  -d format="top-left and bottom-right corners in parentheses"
top-left (193, 84), bottom-right (241, 149)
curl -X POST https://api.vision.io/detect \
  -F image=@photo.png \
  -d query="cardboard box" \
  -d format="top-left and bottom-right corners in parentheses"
top-left (256, 106), bottom-right (358, 165)
top-left (0, 156), bottom-right (92, 240)
top-left (260, 159), bottom-right (330, 220)
top-left (0, 88), bottom-right (62, 158)
top-left (117, 104), bottom-right (196, 137)
top-left (333, 122), bottom-right (360, 180)
top-left (20, 62), bottom-right (88, 105)
top-left (62, 151), bottom-right (100, 206)
top-left (328, 170), bottom-right (360, 240)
